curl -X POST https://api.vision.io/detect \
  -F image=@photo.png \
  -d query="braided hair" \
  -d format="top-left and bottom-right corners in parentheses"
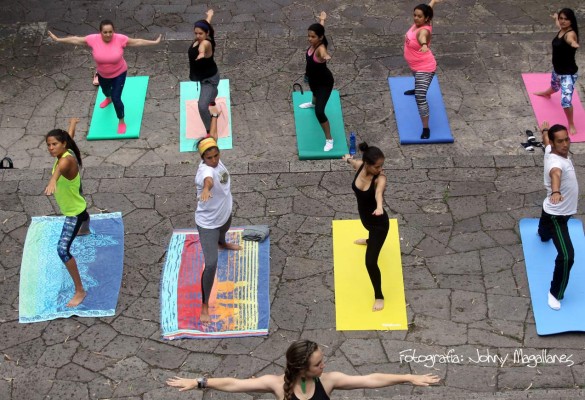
top-left (283, 340), bottom-right (319, 400)
top-left (46, 129), bottom-right (83, 167)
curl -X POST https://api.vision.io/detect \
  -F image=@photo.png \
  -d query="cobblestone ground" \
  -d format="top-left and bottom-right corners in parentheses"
top-left (1, 1), bottom-right (585, 399)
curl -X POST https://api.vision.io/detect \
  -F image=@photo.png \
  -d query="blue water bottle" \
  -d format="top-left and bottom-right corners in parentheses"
top-left (349, 132), bottom-right (356, 156)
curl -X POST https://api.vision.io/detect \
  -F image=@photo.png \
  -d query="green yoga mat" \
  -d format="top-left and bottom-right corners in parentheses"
top-left (292, 90), bottom-right (348, 160)
top-left (87, 76), bottom-right (149, 140)
top-left (180, 80), bottom-right (233, 152)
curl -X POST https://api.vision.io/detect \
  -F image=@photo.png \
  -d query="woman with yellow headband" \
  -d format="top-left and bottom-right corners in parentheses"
top-left (195, 106), bottom-right (241, 323)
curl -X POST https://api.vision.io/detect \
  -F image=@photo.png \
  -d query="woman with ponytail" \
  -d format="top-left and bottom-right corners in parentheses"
top-left (189, 9), bottom-right (221, 134)
top-left (343, 142), bottom-right (389, 312)
top-left (167, 339), bottom-right (439, 398)
top-left (44, 118), bottom-right (90, 308)
top-left (299, 11), bottom-right (335, 152)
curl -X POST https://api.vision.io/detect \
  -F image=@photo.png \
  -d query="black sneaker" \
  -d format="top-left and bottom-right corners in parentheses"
top-left (421, 128), bottom-right (430, 139)
top-left (404, 89), bottom-right (415, 95)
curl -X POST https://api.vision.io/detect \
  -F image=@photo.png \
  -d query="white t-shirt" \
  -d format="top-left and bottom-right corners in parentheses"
top-left (543, 145), bottom-right (579, 216)
top-left (195, 160), bottom-right (233, 229)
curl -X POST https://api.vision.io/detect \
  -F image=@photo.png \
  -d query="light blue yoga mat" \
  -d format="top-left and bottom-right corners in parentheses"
top-left (19, 213), bottom-right (124, 323)
top-left (388, 76), bottom-right (453, 144)
top-left (292, 90), bottom-right (349, 160)
top-left (179, 80), bottom-right (233, 152)
top-left (519, 218), bottom-right (585, 335)
top-left (87, 76), bottom-right (149, 140)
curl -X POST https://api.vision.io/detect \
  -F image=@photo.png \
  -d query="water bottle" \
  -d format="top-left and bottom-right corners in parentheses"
top-left (349, 132), bottom-right (356, 156)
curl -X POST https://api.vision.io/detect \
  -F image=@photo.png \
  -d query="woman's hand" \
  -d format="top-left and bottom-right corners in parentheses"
top-left (154, 34), bottom-right (162, 44)
top-left (206, 9), bottom-right (214, 19)
top-left (342, 154), bottom-right (352, 162)
top-left (372, 208), bottom-right (384, 216)
top-left (166, 377), bottom-right (199, 391)
top-left (570, 41), bottom-right (579, 49)
top-left (419, 43), bottom-right (429, 52)
top-left (44, 179), bottom-right (57, 195)
top-left (409, 373), bottom-right (440, 386)
top-left (48, 31), bottom-right (59, 42)
top-left (200, 188), bottom-right (212, 202)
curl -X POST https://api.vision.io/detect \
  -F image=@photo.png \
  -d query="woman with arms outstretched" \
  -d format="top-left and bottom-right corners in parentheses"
top-left (167, 339), bottom-right (440, 398)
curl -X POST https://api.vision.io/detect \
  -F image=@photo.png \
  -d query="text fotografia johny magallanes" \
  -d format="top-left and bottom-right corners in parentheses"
top-left (399, 348), bottom-right (574, 368)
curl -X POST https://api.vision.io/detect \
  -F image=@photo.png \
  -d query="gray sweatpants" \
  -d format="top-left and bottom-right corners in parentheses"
top-left (198, 71), bottom-right (220, 132)
top-left (196, 215), bottom-right (232, 304)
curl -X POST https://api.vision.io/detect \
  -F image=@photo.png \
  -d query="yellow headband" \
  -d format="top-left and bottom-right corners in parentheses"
top-left (198, 137), bottom-right (218, 155)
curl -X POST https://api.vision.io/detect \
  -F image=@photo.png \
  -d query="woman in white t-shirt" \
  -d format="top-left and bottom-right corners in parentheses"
top-left (195, 107), bottom-right (241, 323)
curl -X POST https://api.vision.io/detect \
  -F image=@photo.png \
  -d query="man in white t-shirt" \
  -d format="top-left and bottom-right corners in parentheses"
top-left (537, 122), bottom-right (579, 311)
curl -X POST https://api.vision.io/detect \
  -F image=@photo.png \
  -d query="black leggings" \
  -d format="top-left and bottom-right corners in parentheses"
top-left (537, 209), bottom-right (574, 300)
top-left (362, 218), bottom-right (390, 300)
top-left (309, 80), bottom-right (333, 124)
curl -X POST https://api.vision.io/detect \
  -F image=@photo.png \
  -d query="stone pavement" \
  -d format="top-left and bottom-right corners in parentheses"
top-left (2, 0), bottom-right (585, 399)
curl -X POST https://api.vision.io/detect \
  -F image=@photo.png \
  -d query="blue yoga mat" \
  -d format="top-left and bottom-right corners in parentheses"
top-left (19, 213), bottom-right (125, 323)
top-left (388, 76), bottom-right (453, 144)
top-left (519, 218), bottom-right (585, 335)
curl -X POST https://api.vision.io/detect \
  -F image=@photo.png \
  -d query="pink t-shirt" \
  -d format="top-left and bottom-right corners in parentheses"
top-left (85, 33), bottom-right (128, 78)
top-left (403, 24), bottom-right (436, 73)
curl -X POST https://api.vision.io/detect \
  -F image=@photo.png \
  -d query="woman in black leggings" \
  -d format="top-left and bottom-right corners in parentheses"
top-left (299, 11), bottom-right (335, 152)
top-left (343, 143), bottom-right (389, 311)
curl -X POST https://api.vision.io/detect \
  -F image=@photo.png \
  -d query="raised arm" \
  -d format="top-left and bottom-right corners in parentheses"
top-left (428, 0), bottom-right (442, 9)
top-left (208, 105), bottom-right (220, 141)
top-left (319, 11), bottom-right (327, 26)
top-left (48, 31), bottom-right (86, 46)
top-left (166, 375), bottom-right (281, 394)
top-left (67, 117), bottom-right (80, 140)
top-left (327, 371), bottom-right (440, 391)
top-left (552, 13), bottom-right (561, 30)
top-left (126, 34), bottom-right (162, 47)
top-left (540, 121), bottom-right (551, 147)
top-left (206, 9), bottom-right (214, 23)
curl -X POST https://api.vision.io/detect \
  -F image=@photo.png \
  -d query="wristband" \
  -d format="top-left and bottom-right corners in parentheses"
top-left (420, 43), bottom-right (427, 46)
top-left (551, 191), bottom-right (561, 195)
top-left (542, 128), bottom-right (549, 132)
top-left (197, 377), bottom-right (208, 389)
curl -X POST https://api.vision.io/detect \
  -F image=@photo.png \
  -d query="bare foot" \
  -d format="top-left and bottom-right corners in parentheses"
top-left (533, 91), bottom-right (552, 99)
top-left (354, 238), bottom-right (367, 245)
top-left (372, 299), bottom-right (384, 312)
top-left (569, 124), bottom-right (577, 136)
top-left (219, 242), bottom-right (242, 250)
top-left (200, 303), bottom-right (211, 323)
top-left (66, 290), bottom-right (87, 307)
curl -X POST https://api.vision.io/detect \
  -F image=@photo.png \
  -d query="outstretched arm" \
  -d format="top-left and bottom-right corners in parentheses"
top-left (342, 154), bottom-right (363, 171)
top-left (565, 31), bottom-right (579, 49)
top-left (48, 31), bottom-right (86, 46)
top-left (126, 34), bottom-right (162, 47)
top-left (327, 371), bottom-right (440, 391)
top-left (166, 375), bottom-right (281, 394)
top-left (206, 9), bottom-right (214, 23)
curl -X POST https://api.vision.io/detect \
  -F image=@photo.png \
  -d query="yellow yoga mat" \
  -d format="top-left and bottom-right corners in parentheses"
top-left (332, 219), bottom-right (408, 331)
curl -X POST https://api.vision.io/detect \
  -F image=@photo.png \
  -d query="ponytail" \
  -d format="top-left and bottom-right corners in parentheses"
top-left (46, 129), bottom-right (83, 167)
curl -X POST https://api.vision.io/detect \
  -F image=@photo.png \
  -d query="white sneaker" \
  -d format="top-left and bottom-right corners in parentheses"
top-left (548, 292), bottom-right (561, 310)
top-left (324, 139), bottom-right (334, 152)
top-left (299, 102), bottom-right (315, 109)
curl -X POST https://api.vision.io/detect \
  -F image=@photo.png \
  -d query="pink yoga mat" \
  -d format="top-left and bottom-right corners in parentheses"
top-left (522, 73), bottom-right (585, 141)
top-left (186, 97), bottom-right (229, 139)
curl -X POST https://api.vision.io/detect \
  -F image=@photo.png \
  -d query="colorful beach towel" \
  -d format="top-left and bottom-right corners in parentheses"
top-left (179, 80), bottom-right (233, 152)
top-left (160, 227), bottom-right (270, 339)
top-left (19, 213), bottom-right (124, 323)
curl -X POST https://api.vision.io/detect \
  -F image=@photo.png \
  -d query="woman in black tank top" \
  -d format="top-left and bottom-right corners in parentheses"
top-left (344, 143), bottom-right (389, 312)
top-left (188, 9), bottom-right (221, 133)
top-left (167, 339), bottom-right (440, 398)
top-left (534, 8), bottom-right (580, 135)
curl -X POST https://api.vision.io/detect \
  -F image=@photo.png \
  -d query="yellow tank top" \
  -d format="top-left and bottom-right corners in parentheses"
top-left (52, 151), bottom-right (86, 216)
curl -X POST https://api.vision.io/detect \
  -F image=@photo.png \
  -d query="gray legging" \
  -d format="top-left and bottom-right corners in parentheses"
top-left (198, 71), bottom-right (220, 132)
top-left (196, 215), bottom-right (232, 304)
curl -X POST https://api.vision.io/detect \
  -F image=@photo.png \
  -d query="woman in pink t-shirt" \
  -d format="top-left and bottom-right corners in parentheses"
top-left (402, 0), bottom-right (441, 140)
top-left (48, 20), bottom-right (161, 134)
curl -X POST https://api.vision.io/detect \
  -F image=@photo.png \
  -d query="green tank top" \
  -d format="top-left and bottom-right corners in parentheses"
top-left (52, 151), bottom-right (86, 216)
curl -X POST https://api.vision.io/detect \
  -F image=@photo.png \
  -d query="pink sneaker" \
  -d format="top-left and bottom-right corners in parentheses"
top-left (117, 123), bottom-right (126, 134)
top-left (100, 98), bottom-right (112, 108)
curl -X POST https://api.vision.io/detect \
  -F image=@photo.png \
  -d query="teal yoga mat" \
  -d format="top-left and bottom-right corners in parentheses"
top-left (180, 80), bottom-right (233, 152)
top-left (87, 76), bottom-right (149, 140)
top-left (519, 218), bottom-right (585, 335)
top-left (292, 90), bottom-right (349, 160)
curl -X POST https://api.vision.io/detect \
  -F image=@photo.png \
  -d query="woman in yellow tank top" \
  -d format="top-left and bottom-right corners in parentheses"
top-left (44, 118), bottom-right (90, 307)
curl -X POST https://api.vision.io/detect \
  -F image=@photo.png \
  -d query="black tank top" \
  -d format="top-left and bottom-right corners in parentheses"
top-left (305, 45), bottom-right (333, 83)
top-left (291, 378), bottom-right (330, 400)
top-left (552, 30), bottom-right (578, 75)
top-left (352, 163), bottom-right (388, 225)
top-left (188, 39), bottom-right (218, 81)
